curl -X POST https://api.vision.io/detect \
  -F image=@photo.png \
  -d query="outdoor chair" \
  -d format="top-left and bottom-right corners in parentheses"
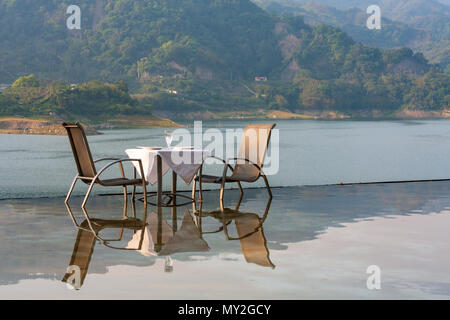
top-left (192, 123), bottom-right (276, 205)
top-left (62, 122), bottom-right (147, 208)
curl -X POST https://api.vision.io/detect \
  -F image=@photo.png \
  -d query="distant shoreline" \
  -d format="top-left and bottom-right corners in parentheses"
top-left (0, 118), bottom-right (101, 136)
top-left (154, 108), bottom-right (450, 121)
top-left (2, 110), bottom-right (450, 136)
top-left (0, 116), bottom-right (183, 136)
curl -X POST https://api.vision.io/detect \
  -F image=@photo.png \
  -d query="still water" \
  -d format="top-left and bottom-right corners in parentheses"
top-left (1, 119), bottom-right (450, 200)
top-left (1, 182), bottom-right (450, 299)
top-left (1, 119), bottom-right (450, 299)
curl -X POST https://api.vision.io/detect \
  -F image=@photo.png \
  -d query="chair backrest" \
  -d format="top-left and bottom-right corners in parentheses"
top-left (62, 122), bottom-right (96, 180)
top-left (231, 123), bottom-right (276, 182)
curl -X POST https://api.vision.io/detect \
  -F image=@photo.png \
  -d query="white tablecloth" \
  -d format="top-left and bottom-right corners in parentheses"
top-left (125, 148), bottom-right (210, 185)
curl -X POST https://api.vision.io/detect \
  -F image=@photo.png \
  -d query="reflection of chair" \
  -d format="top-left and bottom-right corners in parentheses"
top-left (65, 193), bottom-right (147, 246)
top-left (229, 211), bottom-right (274, 268)
top-left (193, 198), bottom-right (274, 268)
top-left (62, 217), bottom-right (146, 289)
top-left (62, 122), bottom-right (147, 209)
top-left (192, 123), bottom-right (276, 206)
top-left (62, 220), bottom-right (96, 288)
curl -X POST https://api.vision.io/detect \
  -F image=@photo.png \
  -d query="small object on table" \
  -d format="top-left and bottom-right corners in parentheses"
top-left (164, 130), bottom-right (173, 148)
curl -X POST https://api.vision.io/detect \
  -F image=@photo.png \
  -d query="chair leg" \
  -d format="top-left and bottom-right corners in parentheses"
top-left (219, 184), bottom-right (224, 201)
top-left (122, 186), bottom-right (128, 218)
top-left (132, 185), bottom-right (136, 202)
top-left (81, 180), bottom-right (96, 209)
top-left (131, 197), bottom-right (137, 218)
top-left (235, 189), bottom-right (243, 211)
top-left (140, 181), bottom-right (148, 225)
top-left (192, 178), bottom-right (197, 201)
top-left (237, 181), bottom-right (244, 198)
top-left (219, 162), bottom-right (228, 209)
top-left (64, 203), bottom-right (79, 228)
top-left (220, 193), bottom-right (225, 212)
top-left (219, 181), bottom-right (226, 209)
top-left (65, 175), bottom-right (79, 204)
top-left (80, 206), bottom-right (98, 236)
top-left (192, 198), bottom-right (198, 215)
top-left (123, 186), bottom-right (128, 213)
top-left (132, 167), bottom-right (137, 202)
top-left (261, 174), bottom-right (272, 198)
top-left (197, 165), bottom-right (203, 202)
top-left (142, 181), bottom-right (148, 207)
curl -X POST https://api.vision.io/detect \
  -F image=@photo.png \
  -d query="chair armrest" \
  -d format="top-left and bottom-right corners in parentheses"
top-left (226, 157), bottom-right (261, 170)
top-left (224, 228), bottom-right (261, 241)
top-left (227, 158), bottom-right (263, 174)
top-left (195, 155), bottom-right (235, 181)
top-left (207, 155), bottom-right (226, 164)
top-left (94, 158), bottom-right (120, 163)
top-left (95, 158), bottom-right (146, 183)
top-left (203, 156), bottom-right (234, 170)
top-left (94, 158), bottom-right (124, 177)
top-left (214, 156), bottom-right (236, 174)
top-left (221, 157), bottom-right (264, 184)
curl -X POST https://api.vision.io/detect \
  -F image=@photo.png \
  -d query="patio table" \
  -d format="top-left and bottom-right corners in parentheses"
top-left (125, 148), bottom-right (210, 206)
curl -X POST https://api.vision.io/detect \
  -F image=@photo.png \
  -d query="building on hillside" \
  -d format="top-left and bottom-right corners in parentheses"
top-left (254, 76), bottom-right (267, 82)
top-left (0, 84), bottom-right (11, 92)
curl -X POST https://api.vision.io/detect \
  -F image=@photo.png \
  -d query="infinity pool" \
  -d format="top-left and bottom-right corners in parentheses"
top-left (1, 182), bottom-right (450, 299)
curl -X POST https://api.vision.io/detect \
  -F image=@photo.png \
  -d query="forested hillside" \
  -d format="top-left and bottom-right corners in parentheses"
top-left (0, 0), bottom-right (282, 83)
top-left (0, 0), bottom-right (448, 119)
top-left (253, 0), bottom-right (450, 72)
top-left (0, 74), bottom-right (148, 119)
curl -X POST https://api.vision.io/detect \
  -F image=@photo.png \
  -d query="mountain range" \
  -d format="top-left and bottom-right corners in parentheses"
top-left (253, 0), bottom-right (450, 72)
top-left (0, 0), bottom-right (449, 120)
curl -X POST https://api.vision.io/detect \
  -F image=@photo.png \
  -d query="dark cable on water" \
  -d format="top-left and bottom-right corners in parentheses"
top-left (98, 178), bottom-right (450, 196)
top-left (331, 178), bottom-right (450, 186)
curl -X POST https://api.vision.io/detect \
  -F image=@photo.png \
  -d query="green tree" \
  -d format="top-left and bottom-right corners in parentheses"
top-left (11, 74), bottom-right (40, 88)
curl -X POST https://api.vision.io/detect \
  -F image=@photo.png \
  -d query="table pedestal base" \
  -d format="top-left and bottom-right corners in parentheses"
top-left (138, 192), bottom-right (194, 207)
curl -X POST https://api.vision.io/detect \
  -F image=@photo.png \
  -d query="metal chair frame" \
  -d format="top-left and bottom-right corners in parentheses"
top-left (62, 122), bottom-right (148, 209)
top-left (192, 123), bottom-right (275, 206)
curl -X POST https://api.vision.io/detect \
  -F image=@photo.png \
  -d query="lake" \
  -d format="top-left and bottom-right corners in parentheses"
top-left (2, 119), bottom-right (450, 299)
top-left (1, 182), bottom-right (450, 298)
top-left (2, 119), bottom-right (450, 200)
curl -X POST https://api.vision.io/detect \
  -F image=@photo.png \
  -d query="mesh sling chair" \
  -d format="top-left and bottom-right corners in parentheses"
top-left (62, 122), bottom-right (147, 208)
top-left (192, 123), bottom-right (276, 204)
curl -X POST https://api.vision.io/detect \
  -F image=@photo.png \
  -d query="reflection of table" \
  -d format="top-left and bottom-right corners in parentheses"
top-left (125, 148), bottom-right (210, 206)
top-left (126, 208), bottom-right (209, 257)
